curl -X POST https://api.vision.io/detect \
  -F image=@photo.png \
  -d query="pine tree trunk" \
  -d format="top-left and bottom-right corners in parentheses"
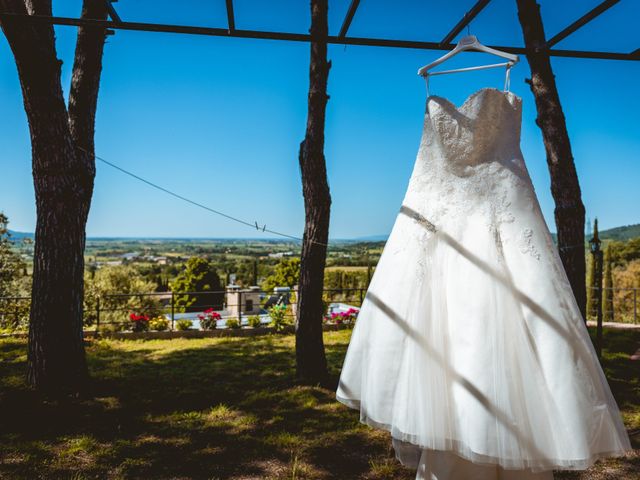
top-left (515, 0), bottom-right (587, 320)
top-left (0, 0), bottom-right (107, 395)
top-left (68, 1), bottom-right (108, 153)
top-left (295, 0), bottom-right (331, 385)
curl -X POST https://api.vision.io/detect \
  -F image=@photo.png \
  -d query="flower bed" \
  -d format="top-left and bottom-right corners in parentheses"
top-left (197, 308), bottom-right (221, 330)
top-left (326, 307), bottom-right (359, 325)
top-left (129, 313), bottom-right (150, 332)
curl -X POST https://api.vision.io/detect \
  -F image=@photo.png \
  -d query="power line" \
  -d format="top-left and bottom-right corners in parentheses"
top-left (78, 147), bottom-right (329, 246)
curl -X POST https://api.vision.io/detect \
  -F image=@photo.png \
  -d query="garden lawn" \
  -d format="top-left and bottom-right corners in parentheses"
top-left (0, 328), bottom-right (637, 479)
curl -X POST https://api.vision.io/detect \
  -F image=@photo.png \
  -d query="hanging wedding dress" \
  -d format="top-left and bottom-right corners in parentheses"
top-left (336, 87), bottom-right (631, 479)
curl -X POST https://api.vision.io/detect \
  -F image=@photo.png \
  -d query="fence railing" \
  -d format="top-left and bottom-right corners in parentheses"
top-left (0, 287), bottom-right (367, 334)
top-left (2, 286), bottom-right (637, 334)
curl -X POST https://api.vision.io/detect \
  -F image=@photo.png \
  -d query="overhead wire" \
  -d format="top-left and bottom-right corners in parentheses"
top-left (76, 148), bottom-right (589, 254)
top-left (77, 147), bottom-right (330, 247)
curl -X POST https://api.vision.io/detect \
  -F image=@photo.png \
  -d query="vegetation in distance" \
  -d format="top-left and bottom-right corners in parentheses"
top-left (3, 213), bottom-right (640, 331)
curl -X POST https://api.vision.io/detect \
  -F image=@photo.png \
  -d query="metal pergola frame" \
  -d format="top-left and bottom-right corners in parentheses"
top-left (0, 0), bottom-right (638, 61)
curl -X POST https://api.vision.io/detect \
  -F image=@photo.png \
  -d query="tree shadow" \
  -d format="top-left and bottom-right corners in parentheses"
top-left (0, 334), bottom-right (414, 479)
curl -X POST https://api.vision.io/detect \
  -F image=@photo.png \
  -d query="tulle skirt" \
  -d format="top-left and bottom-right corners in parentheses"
top-left (393, 440), bottom-right (553, 479)
top-left (336, 203), bottom-right (631, 476)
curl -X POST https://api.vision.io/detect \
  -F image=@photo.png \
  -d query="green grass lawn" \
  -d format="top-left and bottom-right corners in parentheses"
top-left (0, 328), bottom-right (637, 479)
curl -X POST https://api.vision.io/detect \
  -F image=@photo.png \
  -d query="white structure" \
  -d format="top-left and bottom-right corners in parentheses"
top-left (225, 285), bottom-right (262, 317)
top-left (267, 251), bottom-right (295, 258)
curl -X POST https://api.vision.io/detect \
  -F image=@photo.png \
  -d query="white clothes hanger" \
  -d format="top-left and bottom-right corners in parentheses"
top-left (417, 35), bottom-right (519, 79)
top-left (418, 35), bottom-right (519, 98)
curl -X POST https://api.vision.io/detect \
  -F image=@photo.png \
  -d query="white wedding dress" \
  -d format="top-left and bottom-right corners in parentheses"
top-left (336, 87), bottom-right (631, 479)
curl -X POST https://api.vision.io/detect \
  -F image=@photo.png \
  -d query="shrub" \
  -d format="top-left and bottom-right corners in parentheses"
top-left (0, 298), bottom-right (29, 333)
top-left (247, 315), bottom-right (262, 328)
top-left (268, 304), bottom-right (289, 332)
top-left (176, 319), bottom-right (193, 331)
top-left (85, 266), bottom-right (161, 326)
top-left (100, 322), bottom-right (128, 333)
top-left (171, 257), bottom-right (224, 313)
top-left (149, 316), bottom-right (170, 331)
top-left (225, 317), bottom-right (241, 329)
top-left (197, 308), bottom-right (220, 330)
top-left (129, 313), bottom-right (150, 332)
top-left (261, 257), bottom-right (300, 293)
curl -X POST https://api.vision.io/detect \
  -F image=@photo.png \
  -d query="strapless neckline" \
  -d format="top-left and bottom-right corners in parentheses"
top-left (426, 87), bottom-right (520, 115)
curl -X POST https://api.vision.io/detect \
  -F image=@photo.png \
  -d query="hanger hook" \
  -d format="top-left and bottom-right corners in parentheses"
top-left (466, 24), bottom-right (470, 36)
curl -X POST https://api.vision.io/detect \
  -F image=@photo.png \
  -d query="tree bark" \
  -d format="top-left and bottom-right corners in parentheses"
top-left (0, 0), bottom-right (107, 395)
top-left (68, 1), bottom-right (108, 153)
top-left (515, 0), bottom-right (587, 320)
top-left (295, 0), bottom-right (331, 385)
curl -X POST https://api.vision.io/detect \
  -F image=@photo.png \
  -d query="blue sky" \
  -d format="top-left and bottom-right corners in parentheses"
top-left (1, 0), bottom-right (638, 239)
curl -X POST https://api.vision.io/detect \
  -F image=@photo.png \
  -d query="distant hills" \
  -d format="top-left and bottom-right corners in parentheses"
top-left (351, 234), bottom-right (388, 242)
top-left (8, 223), bottom-right (640, 243)
top-left (7, 230), bottom-right (33, 241)
top-left (356, 223), bottom-right (640, 244)
top-left (595, 224), bottom-right (640, 242)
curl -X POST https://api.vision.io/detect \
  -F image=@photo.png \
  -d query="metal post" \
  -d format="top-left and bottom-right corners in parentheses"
top-left (171, 291), bottom-right (175, 330)
top-left (589, 220), bottom-right (604, 359)
top-left (359, 288), bottom-right (363, 305)
top-left (634, 289), bottom-right (637, 324)
top-left (592, 249), bottom-right (604, 359)
top-left (96, 296), bottom-right (101, 335)
top-left (238, 290), bottom-right (242, 326)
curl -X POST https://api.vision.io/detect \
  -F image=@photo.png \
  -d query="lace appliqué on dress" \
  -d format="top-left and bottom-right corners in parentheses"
top-left (518, 228), bottom-right (541, 260)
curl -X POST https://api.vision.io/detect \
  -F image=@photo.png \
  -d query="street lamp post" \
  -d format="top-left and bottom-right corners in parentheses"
top-left (589, 218), bottom-right (604, 359)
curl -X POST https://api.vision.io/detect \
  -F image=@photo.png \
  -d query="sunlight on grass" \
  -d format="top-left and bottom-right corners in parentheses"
top-left (621, 409), bottom-right (640, 430)
top-left (59, 435), bottom-right (99, 457)
top-left (369, 457), bottom-right (402, 478)
top-left (288, 451), bottom-right (315, 480)
top-left (265, 431), bottom-right (304, 450)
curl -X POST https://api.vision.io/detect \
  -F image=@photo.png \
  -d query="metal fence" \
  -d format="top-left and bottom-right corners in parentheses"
top-left (587, 287), bottom-right (638, 324)
top-left (0, 287), bottom-right (367, 334)
top-left (2, 286), bottom-right (637, 334)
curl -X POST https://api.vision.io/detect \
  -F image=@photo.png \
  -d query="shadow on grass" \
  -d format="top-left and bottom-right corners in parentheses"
top-left (591, 329), bottom-right (640, 415)
top-left (553, 328), bottom-right (640, 479)
top-left (0, 332), bottom-right (411, 479)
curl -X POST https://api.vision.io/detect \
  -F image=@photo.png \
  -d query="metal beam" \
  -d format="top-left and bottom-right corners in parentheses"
top-left (440, 0), bottom-right (490, 46)
top-left (225, 0), bottom-right (235, 32)
top-left (0, 12), bottom-right (636, 61)
top-left (104, 0), bottom-right (121, 23)
top-left (338, 0), bottom-right (360, 38)
top-left (545, 0), bottom-right (620, 48)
